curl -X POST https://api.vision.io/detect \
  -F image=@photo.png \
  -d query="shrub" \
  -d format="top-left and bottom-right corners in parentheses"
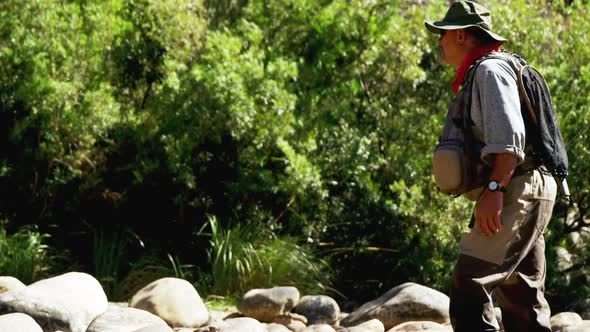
top-left (0, 223), bottom-right (54, 284)
top-left (207, 216), bottom-right (333, 296)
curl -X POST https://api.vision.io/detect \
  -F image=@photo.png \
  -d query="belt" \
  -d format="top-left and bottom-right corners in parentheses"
top-left (513, 164), bottom-right (549, 178)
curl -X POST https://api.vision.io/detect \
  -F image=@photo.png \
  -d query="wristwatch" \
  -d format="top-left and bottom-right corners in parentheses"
top-left (487, 180), bottom-right (507, 193)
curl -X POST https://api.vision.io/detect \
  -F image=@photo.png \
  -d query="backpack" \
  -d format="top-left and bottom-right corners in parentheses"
top-left (485, 52), bottom-right (570, 198)
top-left (432, 52), bottom-right (570, 198)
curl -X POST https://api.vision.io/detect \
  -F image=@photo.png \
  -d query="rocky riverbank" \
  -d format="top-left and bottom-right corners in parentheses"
top-left (0, 272), bottom-right (588, 331)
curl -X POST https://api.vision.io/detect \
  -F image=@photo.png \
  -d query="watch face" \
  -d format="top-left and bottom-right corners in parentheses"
top-left (488, 181), bottom-right (499, 191)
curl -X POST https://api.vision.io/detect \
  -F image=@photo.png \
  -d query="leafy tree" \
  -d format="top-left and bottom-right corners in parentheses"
top-left (1, 0), bottom-right (589, 310)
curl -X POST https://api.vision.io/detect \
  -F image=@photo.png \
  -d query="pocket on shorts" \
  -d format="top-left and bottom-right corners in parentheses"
top-left (506, 173), bottom-right (533, 203)
top-left (459, 230), bottom-right (512, 266)
top-left (531, 171), bottom-right (557, 201)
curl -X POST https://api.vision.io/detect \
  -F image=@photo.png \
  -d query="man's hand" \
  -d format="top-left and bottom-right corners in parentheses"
top-left (475, 152), bottom-right (518, 236)
top-left (475, 190), bottom-right (504, 236)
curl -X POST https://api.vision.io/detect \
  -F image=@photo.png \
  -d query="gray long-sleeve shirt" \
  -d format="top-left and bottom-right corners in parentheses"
top-left (470, 58), bottom-right (527, 166)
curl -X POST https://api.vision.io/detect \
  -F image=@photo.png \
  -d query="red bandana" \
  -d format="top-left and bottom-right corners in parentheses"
top-left (452, 42), bottom-right (502, 94)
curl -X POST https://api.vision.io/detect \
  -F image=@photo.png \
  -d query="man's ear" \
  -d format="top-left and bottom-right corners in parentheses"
top-left (457, 29), bottom-right (467, 45)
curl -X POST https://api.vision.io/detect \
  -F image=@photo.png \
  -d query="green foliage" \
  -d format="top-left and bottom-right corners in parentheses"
top-left (90, 226), bottom-right (195, 301)
top-left (208, 216), bottom-right (333, 296)
top-left (91, 227), bottom-right (130, 298)
top-left (0, 223), bottom-right (53, 284)
top-left (1, 0), bottom-right (590, 309)
top-left (113, 253), bottom-right (190, 301)
top-left (205, 296), bottom-right (238, 311)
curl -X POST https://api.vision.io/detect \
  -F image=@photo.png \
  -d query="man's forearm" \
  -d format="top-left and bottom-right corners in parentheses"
top-left (475, 152), bottom-right (519, 236)
top-left (488, 153), bottom-right (519, 186)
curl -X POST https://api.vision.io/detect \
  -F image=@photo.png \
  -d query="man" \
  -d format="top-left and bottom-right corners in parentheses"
top-left (425, 2), bottom-right (557, 332)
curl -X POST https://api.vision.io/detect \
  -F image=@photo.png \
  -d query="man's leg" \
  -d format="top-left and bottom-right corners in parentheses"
top-left (450, 254), bottom-right (503, 332)
top-left (495, 234), bottom-right (552, 332)
top-left (450, 172), bottom-right (556, 332)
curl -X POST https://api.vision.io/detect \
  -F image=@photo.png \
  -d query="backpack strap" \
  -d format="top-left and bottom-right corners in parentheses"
top-left (462, 52), bottom-right (538, 174)
top-left (470, 52), bottom-right (571, 199)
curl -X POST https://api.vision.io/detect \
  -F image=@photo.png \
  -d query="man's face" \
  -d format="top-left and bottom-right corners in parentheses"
top-left (438, 29), bottom-right (464, 67)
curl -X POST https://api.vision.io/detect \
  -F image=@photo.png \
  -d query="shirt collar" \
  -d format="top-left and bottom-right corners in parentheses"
top-left (452, 42), bottom-right (502, 94)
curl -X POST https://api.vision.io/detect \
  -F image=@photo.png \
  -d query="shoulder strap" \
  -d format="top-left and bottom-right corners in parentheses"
top-left (517, 65), bottom-right (540, 127)
top-left (465, 51), bottom-right (536, 128)
top-left (472, 53), bottom-right (571, 197)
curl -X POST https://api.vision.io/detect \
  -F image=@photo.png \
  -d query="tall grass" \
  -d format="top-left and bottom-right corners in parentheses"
top-left (208, 216), bottom-right (333, 296)
top-left (0, 223), bottom-right (53, 284)
top-left (92, 227), bottom-right (129, 299)
top-left (114, 254), bottom-right (190, 301)
top-left (91, 227), bottom-right (193, 301)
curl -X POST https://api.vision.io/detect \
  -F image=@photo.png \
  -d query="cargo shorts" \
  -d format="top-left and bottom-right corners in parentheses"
top-left (450, 169), bottom-right (557, 332)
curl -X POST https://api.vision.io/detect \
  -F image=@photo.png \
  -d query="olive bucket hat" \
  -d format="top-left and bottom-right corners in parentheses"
top-left (425, 1), bottom-right (507, 42)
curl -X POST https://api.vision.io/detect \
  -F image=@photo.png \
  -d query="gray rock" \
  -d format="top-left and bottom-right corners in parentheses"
top-left (191, 328), bottom-right (215, 332)
top-left (208, 309), bottom-right (233, 326)
top-left (213, 317), bottom-right (266, 332)
top-left (345, 318), bottom-right (384, 332)
top-left (0, 272), bottom-right (107, 332)
top-left (0, 276), bottom-right (26, 294)
top-left (301, 324), bottom-right (336, 332)
top-left (285, 319), bottom-right (307, 331)
top-left (293, 295), bottom-right (340, 325)
top-left (237, 287), bottom-right (300, 322)
top-left (560, 320), bottom-right (590, 332)
top-left (340, 282), bottom-right (449, 330)
top-left (266, 323), bottom-right (292, 332)
top-left (551, 312), bottom-right (582, 332)
top-left (269, 313), bottom-right (308, 331)
top-left (271, 313), bottom-right (308, 325)
top-left (129, 277), bottom-right (209, 328)
top-left (0, 312), bottom-right (43, 332)
top-left (386, 321), bottom-right (451, 331)
top-left (86, 305), bottom-right (171, 332)
top-left (132, 324), bottom-right (175, 332)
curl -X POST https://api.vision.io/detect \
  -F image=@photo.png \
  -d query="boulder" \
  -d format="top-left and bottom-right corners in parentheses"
top-left (284, 319), bottom-right (307, 331)
top-left (560, 320), bottom-right (590, 332)
top-left (340, 282), bottom-right (449, 330)
top-left (129, 277), bottom-right (209, 328)
top-left (132, 324), bottom-right (175, 332)
top-left (0, 312), bottom-right (43, 332)
top-left (293, 295), bottom-right (340, 325)
top-left (213, 317), bottom-right (267, 332)
top-left (0, 272), bottom-right (107, 332)
top-left (188, 328), bottom-right (211, 332)
top-left (237, 286), bottom-right (300, 322)
top-left (551, 312), bottom-right (582, 331)
top-left (272, 313), bottom-right (308, 325)
top-left (386, 321), bottom-right (451, 331)
top-left (301, 324), bottom-right (336, 332)
top-left (345, 318), bottom-right (384, 332)
top-left (266, 323), bottom-right (293, 332)
top-left (270, 313), bottom-right (308, 331)
top-left (86, 305), bottom-right (171, 332)
top-left (0, 276), bottom-right (26, 294)
top-left (208, 309), bottom-right (233, 326)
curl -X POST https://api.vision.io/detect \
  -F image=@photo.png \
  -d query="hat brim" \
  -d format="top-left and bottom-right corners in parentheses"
top-left (425, 21), bottom-right (507, 42)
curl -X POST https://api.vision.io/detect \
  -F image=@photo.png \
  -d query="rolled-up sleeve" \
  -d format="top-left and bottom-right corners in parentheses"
top-left (471, 59), bottom-right (526, 166)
